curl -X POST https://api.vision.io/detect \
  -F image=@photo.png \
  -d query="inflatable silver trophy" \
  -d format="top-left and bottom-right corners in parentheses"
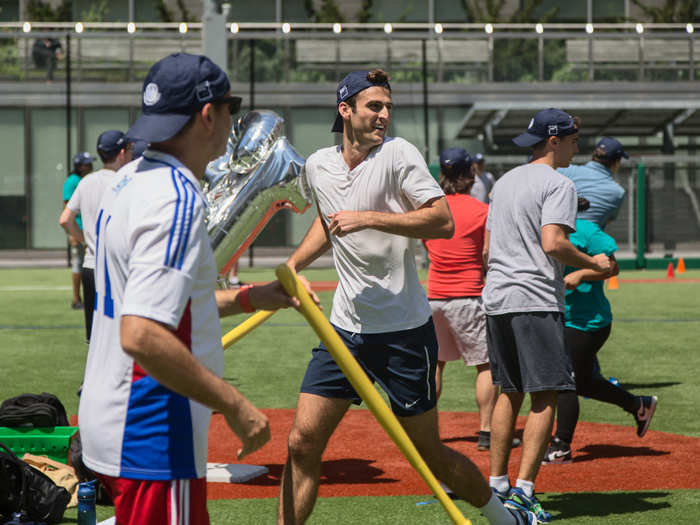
top-left (203, 110), bottom-right (310, 277)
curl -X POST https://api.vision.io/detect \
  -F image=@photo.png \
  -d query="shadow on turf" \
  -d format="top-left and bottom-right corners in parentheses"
top-left (618, 381), bottom-right (681, 390)
top-left (543, 491), bottom-right (671, 519)
top-left (573, 443), bottom-right (670, 463)
top-left (242, 459), bottom-right (399, 486)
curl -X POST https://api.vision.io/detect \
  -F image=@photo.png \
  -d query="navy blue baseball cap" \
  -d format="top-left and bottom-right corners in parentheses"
top-left (129, 139), bottom-right (148, 159)
top-left (513, 108), bottom-right (578, 147)
top-left (439, 148), bottom-right (473, 178)
top-left (127, 53), bottom-right (239, 143)
top-left (97, 130), bottom-right (127, 156)
top-left (595, 137), bottom-right (629, 160)
top-left (72, 151), bottom-right (95, 167)
top-left (331, 70), bottom-right (391, 133)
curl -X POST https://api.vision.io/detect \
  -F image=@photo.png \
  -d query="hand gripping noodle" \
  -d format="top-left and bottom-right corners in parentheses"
top-left (203, 110), bottom-right (310, 278)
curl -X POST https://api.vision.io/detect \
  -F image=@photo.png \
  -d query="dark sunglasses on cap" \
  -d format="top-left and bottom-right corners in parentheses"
top-left (211, 96), bottom-right (242, 115)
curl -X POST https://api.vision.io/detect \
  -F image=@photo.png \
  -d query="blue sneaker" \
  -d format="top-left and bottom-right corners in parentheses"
top-left (506, 487), bottom-right (552, 523)
top-left (491, 486), bottom-right (509, 502)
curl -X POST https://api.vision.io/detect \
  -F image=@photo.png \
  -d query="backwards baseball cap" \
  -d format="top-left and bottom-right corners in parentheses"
top-left (513, 108), bottom-right (578, 148)
top-left (127, 53), bottom-right (239, 143)
top-left (72, 151), bottom-right (95, 167)
top-left (331, 70), bottom-right (391, 133)
top-left (439, 147), bottom-right (473, 178)
top-left (595, 137), bottom-right (629, 160)
top-left (97, 130), bottom-right (126, 156)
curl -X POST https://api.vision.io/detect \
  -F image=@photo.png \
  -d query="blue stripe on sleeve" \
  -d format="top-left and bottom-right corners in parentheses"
top-left (176, 174), bottom-right (197, 270)
top-left (171, 178), bottom-right (190, 268)
top-left (164, 169), bottom-right (182, 267)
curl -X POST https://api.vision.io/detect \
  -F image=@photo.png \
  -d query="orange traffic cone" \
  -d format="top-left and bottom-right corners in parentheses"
top-left (677, 257), bottom-right (686, 274)
top-left (608, 275), bottom-right (619, 290)
top-left (667, 262), bottom-right (675, 279)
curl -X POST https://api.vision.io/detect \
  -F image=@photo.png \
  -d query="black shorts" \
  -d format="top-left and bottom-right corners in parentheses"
top-left (486, 311), bottom-right (575, 393)
top-left (299, 319), bottom-right (438, 417)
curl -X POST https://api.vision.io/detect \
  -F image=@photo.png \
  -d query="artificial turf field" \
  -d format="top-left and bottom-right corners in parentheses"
top-left (1, 266), bottom-right (699, 524)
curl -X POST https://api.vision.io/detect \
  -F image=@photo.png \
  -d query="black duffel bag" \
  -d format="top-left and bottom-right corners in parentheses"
top-left (0, 394), bottom-right (69, 428)
top-left (0, 443), bottom-right (71, 523)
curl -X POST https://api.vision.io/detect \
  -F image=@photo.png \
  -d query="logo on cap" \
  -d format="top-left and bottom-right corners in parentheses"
top-left (548, 124), bottom-right (558, 135)
top-left (339, 85), bottom-right (348, 99)
top-left (528, 118), bottom-right (535, 129)
top-left (143, 83), bottom-right (161, 106)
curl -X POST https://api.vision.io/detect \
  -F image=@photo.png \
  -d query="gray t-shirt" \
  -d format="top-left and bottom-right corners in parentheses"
top-left (483, 163), bottom-right (577, 315)
top-left (470, 171), bottom-right (496, 204)
top-left (304, 136), bottom-right (444, 333)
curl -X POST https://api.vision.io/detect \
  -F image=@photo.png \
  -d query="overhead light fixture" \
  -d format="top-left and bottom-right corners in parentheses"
top-left (22, 22), bottom-right (31, 33)
top-left (635, 23), bottom-right (644, 34)
top-left (282, 22), bottom-right (291, 33)
top-left (484, 23), bottom-right (494, 34)
top-left (75, 22), bottom-right (84, 33)
top-left (333, 23), bottom-right (342, 34)
top-left (127, 22), bottom-right (136, 34)
top-left (535, 23), bottom-right (543, 34)
top-left (179, 22), bottom-right (187, 34)
top-left (585, 23), bottom-right (594, 34)
top-left (384, 23), bottom-right (392, 34)
top-left (687, 23), bottom-right (694, 34)
top-left (230, 23), bottom-right (239, 33)
top-left (434, 23), bottom-right (443, 34)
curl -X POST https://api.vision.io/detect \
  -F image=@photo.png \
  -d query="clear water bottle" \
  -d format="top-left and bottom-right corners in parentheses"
top-left (77, 480), bottom-right (97, 525)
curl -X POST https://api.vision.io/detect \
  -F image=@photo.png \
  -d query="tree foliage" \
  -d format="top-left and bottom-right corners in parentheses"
top-left (629, 0), bottom-right (698, 22)
top-left (25, 0), bottom-right (71, 21)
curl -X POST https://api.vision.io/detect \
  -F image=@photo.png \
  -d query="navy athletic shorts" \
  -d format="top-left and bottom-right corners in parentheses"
top-left (299, 319), bottom-right (438, 417)
top-left (486, 311), bottom-right (575, 393)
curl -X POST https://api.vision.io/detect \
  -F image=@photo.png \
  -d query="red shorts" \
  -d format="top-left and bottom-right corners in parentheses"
top-left (97, 474), bottom-right (209, 525)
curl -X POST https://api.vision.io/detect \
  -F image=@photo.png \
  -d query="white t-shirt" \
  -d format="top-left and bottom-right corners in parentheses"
top-left (66, 168), bottom-right (120, 269)
top-left (483, 163), bottom-right (577, 315)
top-left (79, 150), bottom-right (223, 480)
top-left (305, 137), bottom-right (444, 334)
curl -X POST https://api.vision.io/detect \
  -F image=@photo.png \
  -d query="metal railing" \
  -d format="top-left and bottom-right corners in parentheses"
top-left (2, 22), bottom-right (700, 83)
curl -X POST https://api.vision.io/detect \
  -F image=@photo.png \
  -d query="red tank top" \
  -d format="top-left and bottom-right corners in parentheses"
top-left (423, 193), bottom-right (488, 298)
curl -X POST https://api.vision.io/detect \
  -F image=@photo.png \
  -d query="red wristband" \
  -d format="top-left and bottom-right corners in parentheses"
top-left (238, 284), bottom-right (255, 313)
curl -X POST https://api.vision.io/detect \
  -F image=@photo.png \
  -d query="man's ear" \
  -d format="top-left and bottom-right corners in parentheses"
top-left (338, 101), bottom-right (352, 120)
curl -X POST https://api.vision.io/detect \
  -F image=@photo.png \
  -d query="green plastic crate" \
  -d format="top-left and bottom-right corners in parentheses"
top-left (0, 426), bottom-right (78, 463)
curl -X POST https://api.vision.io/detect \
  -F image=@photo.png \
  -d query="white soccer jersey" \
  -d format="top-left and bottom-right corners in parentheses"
top-left (78, 150), bottom-right (223, 480)
top-left (305, 136), bottom-right (444, 334)
top-left (66, 168), bottom-right (120, 269)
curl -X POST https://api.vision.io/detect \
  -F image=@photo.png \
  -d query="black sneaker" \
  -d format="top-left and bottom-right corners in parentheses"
top-left (542, 437), bottom-right (572, 464)
top-left (635, 395), bottom-right (657, 437)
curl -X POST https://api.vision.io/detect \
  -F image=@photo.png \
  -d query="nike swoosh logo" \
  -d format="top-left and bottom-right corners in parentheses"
top-left (404, 399), bottom-right (420, 409)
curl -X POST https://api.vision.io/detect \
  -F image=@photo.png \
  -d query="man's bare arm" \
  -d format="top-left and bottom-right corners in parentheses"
top-left (564, 256), bottom-right (619, 290)
top-left (327, 196), bottom-right (454, 240)
top-left (120, 315), bottom-right (269, 459)
top-left (541, 224), bottom-right (611, 273)
top-left (482, 229), bottom-right (490, 270)
top-left (215, 277), bottom-right (320, 316)
top-left (59, 206), bottom-right (85, 244)
top-left (287, 215), bottom-right (332, 273)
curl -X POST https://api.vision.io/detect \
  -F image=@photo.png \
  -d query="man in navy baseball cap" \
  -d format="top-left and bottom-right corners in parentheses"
top-left (439, 147), bottom-right (473, 178)
top-left (72, 151), bottom-right (95, 170)
top-left (97, 130), bottom-right (127, 157)
top-left (127, 52), bottom-right (241, 144)
top-left (331, 69), bottom-right (391, 132)
top-left (513, 108), bottom-right (578, 148)
top-left (594, 137), bottom-right (629, 161)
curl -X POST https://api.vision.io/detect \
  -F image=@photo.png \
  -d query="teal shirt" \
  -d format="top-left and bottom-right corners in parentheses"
top-left (564, 219), bottom-right (617, 331)
top-left (62, 173), bottom-right (82, 230)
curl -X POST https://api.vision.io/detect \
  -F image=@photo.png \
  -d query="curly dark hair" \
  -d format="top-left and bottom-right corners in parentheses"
top-left (439, 167), bottom-right (475, 195)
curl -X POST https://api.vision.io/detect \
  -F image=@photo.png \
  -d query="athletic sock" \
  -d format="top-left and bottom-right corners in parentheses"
top-left (489, 475), bottom-right (510, 495)
top-left (515, 479), bottom-right (534, 498)
top-left (479, 492), bottom-right (517, 525)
